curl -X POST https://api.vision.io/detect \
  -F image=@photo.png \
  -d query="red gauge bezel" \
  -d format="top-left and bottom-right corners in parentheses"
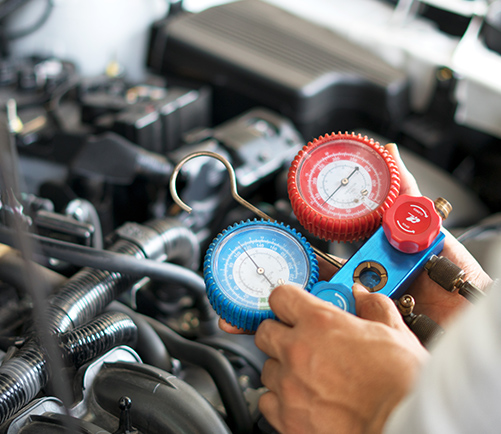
top-left (287, 132), bottom-right (400, 242)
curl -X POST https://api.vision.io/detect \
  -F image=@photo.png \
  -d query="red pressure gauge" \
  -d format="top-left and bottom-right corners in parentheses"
top-left (287, 132), bottom-right (400, 242)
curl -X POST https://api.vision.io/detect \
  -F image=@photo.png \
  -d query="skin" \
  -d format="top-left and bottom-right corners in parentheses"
top-left (254, 283), bottom-right (429, 434)
top-left (384, 143), bottom-right (492, 325)
top-left (218, 143), bottom-right (493, 433)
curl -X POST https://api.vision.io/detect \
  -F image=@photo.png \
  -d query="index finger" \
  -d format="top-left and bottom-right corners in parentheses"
top-left (218, 318), bottom-right (253, 334)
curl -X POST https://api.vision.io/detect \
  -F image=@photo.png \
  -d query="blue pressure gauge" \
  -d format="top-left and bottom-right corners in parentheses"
top-left (204, 219), bottom-right (319, 331)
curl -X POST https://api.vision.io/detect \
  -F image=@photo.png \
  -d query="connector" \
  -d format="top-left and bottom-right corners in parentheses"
top-left (397, 294), bottom-right (445, 348)
top-left (425, 255), bottom-right (485, 302)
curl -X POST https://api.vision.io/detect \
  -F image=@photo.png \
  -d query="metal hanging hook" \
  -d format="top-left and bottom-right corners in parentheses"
top-left (169, 151), bottom-right (272, 220)
top-left (169, 151), bottom-right (343, 269)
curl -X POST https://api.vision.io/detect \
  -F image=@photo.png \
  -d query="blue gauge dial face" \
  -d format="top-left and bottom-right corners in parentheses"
top-left (212, 223), bottom-right (311, 311)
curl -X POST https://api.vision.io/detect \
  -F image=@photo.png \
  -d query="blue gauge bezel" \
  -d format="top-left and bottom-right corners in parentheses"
top-left (204, 219), bottom-right (319, 331)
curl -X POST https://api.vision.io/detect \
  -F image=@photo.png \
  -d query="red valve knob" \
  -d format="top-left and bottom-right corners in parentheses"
top-left (382, 195), bottom-right (442, 253)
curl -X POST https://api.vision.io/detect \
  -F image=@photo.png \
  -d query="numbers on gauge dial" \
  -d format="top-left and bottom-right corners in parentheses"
top-left (234, 243), bottom-right (288, 296)
top-left (317, 161), bottom-right (377, 210)
top-left (300, 144), bottom-right (391, 219)
top-left (213, 224), bottom-right (311, 310)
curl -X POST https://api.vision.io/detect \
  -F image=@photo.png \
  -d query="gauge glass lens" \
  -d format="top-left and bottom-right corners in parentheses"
top-left (213, 224), bottom-right (311, 310)
top-left (297, 139), bottom-right (391, 218)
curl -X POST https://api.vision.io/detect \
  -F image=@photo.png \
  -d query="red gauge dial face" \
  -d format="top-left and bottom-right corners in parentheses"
top-left (297, 139), bottom-right (391, 219)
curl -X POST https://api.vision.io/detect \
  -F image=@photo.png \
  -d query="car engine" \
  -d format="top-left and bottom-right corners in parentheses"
top-left (0, 0), bottom-right (500, 433)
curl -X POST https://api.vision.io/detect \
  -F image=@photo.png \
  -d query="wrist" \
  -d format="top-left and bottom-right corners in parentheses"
top-left (368, 348), bottom-right (429, 434)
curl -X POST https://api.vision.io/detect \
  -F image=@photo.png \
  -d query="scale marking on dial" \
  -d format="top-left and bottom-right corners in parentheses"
top-left (288, 132), bottom-right (400, 241)
top-left (204, 220), bottom-right (319, 331)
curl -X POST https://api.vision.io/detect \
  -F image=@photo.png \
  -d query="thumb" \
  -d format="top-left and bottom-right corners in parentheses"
top-left (384, 142), bottom-right (421, 197)
top-left (353, 284), bottom-right (406, 330)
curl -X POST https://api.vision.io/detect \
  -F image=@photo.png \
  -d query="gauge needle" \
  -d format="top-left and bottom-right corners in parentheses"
top-left (238, 242), bottom-right (274, 286)
top-left (322, 166), bottom-right (359, 205)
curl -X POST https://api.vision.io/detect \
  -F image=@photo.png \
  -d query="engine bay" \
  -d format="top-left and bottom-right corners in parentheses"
top-left (0, 0), bottom-right (500, 432)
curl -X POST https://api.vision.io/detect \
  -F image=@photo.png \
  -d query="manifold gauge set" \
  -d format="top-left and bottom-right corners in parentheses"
top-left (171, 132), bottom-right (449, 331)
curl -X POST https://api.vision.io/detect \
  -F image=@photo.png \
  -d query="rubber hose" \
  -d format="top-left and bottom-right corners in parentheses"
top-left (143, 314), bottom-right (254, 434)
top-left (145, 219), bottom-right (217, 333)
top-left (108, 301), bottom-right (172, 372)
top-left (0, 223), bottom-right (215, 325)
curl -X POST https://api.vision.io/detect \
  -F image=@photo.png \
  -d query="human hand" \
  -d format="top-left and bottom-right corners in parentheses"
top-left (385, 143), bottom-right (493, 325)
top-left (255, 283), bottom-right (429, 434)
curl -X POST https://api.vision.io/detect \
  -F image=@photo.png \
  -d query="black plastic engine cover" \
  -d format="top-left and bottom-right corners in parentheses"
top-left (148, 0), bottom-right (410, 139)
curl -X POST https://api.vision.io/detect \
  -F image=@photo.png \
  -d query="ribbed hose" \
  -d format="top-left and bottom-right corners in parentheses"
top-left (0, 218), bottom-right (202, 425)
top-left (48, 218), bottom-right (203, 334)
top-left (47, 240), bottom-right (144, 334)
top-left (59, 312), bottom-right (137, 368)
top-left (0, 312), bottom-right (136, 423)
top-left (0, 341), bottom-right (46, 423)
